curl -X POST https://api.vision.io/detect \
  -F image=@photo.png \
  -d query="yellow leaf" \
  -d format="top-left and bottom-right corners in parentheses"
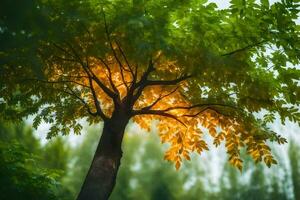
top-left (175, 161), bottom-right (181, 170)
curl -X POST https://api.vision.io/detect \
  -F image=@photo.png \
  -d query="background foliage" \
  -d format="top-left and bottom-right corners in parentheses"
top-left (1, 121), bottom-right (299, 200)
top-left (1, 0), bottom-right (300, 198)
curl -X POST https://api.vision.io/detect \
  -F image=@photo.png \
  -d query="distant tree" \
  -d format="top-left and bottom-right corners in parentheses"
top-left (218, 155), bottom-right (291, 200)
top-left (0, 121), bottom-right (41, 153)
top-left (177, 153), bottom-right (208, 200)
top-left (1, 0), bottom-right (299, 199)
top-left (42, 137), bottom-right (70, 171)
top-left (0, 121), bottom-right (61, 200)
top-left (268, 175), bottom-right (288, 200)
top-left (245, 164), bottom-right (270, 200)
top-left (218, 162), bottom-right (245, 200)
top-left (288, 141), bottom-right (300, 200)
top-left (0, 141), bottom-right (60, 200)
top-left (0, 121), bottom-right (72, 199)
top-left (0, 120), bottom-right (70, 173)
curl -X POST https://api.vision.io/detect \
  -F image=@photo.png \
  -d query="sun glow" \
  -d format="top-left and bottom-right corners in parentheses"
top-left (46, 42), bottom-right (285, 170)
top-left (65, 56), bottom-right (279, 170)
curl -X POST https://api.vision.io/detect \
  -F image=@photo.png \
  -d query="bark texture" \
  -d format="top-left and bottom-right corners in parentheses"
top-left (76, 112), bottom-right (129, 200)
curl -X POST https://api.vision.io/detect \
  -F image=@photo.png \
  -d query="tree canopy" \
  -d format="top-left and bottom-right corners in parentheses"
top-left (1, 0), bottom-right (300, 170)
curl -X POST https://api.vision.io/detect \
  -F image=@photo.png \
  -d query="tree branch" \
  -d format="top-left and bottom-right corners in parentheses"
top-left (102, 10), bottom-right (129, 91)
top-left (129, 60), bottom-right (155, 105)
top-left (87, 75), bottom-right (109, 121)
top-left (54, 75), bottom-right (89, 79)
top-left (95, 56), bottom-right (120, 95)
top-left (22, 78), bottom-right (90, 88)
top-left (221, 40), bottom-right (267, 56)
top-left (115, 41), bottom-right (135, 77)
top-left (160, 103), bottom-right (242, 112)
top-left (132, 109), bottom-right (186, 127)
top-left (56, 49), bottom-right (109, 120)
top-left (141, 87), bottom-right (179, 111)
top-left (60, 88), bottom-right (98, 117)
top-left (52, 55), bottom-right (77, 63)
top-left (182, 107), bottom-right (210, 118)
top-left (135, 59), bottom-right (155, 87)
top-left (64, 41), bottom-right (117, 100)
top-left (131, 73), bottom-right (191, 107)
top-left (51, 42), bottom-right (75, 58)
top-left (146, 74), bottom-right (192, 86)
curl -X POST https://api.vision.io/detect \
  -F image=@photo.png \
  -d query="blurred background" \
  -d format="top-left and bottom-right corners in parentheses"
top-left (1, 0), bottom-right (299, 199)
top-left (1, 118), bottom-right (300, 200)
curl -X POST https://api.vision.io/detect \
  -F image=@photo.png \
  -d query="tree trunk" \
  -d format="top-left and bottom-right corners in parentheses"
top-left (76, 113), bottom-right (129, 200)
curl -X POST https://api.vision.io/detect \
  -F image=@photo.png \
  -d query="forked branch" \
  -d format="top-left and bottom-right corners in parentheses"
top-left (141, 87), bottom-right (179, 111)
top-left (115, 41), bottom-right (135, 78)
top-left (95, 56), bottom-right (120, 95)
top-left (87, 73), bottom-right (109, 121)
top-left (131, 73), bottom-right (191, 107)
top-left (102, 10), bottom-right (129, 91)
top-left (68, 42), bottom-right (117, 100)
top-left (132, 109), bottom-right (186, 127)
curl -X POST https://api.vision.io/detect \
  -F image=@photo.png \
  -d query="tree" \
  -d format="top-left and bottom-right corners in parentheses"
top-left (0, 121), bottom-right (41, 153)
top-left (111, 133), bottom-right (187, 200)
top-left (1, 0), bottom-right (299, 199)
top-left (288, 141), bottom-right (300, 200)
top-left (42, 137), bottom-right (70, 171)
top-left (0, 121), bottom-right (63, 200)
